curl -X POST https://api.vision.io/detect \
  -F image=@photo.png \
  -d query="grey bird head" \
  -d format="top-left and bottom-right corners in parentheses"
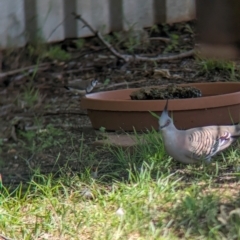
top-left (91, 79), bottom-right (98, 87)
top-left (86, 79), bottom-right (98, 93)
top-left (159, 100), bottom-right (174, 131)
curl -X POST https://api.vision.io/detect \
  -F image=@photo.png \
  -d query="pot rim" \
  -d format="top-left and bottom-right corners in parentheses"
top-left (81, 82), bottom-right (240, 111)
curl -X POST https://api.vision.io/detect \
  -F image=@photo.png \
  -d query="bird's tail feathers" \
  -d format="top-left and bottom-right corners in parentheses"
top-left (64, 86), bottom-right (70, 90)
top-left (231, 124), bottom-right (240, 137)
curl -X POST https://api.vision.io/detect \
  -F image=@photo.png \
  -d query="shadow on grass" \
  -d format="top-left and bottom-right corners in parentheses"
top-left (1, 128), bottom-right (240, 239)
top-left (2, 127), bottom-right (240, 187)
top-left (170, 187), bottom-right (240, 239)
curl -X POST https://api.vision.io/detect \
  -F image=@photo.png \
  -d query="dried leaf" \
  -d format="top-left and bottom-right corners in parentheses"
top-left (11, 126), bottom-right (18, 141)
top-left (154, 69), bottom-right (171, 78)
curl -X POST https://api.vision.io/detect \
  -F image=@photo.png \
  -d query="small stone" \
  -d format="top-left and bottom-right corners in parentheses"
top-left (92, 134), bottom-right (145, 153)
top-left (7, 149), bottom-right (16, 154)
top-left (154, 68), bottom-right (171, 78)
top-left (116, 207), bottom-right (124, 216)
top-left (91, 171), bottom-right (98, 179)
top-left (81, 188), bottom-right (94, 200)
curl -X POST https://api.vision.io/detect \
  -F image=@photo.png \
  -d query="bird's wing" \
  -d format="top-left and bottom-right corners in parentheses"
top-left (184, 128), bottom-right (233, 160)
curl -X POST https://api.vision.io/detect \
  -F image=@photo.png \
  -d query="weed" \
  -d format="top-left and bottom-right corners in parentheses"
top-left (103, 78), bottom-right (111, 86)
top-left (163, 33), bottom-right (180, 53)
top-left (123, 29), bottom-right (150, 53)
top-left (112, 31), bottom-right (122, 43)
top-left (105, 26), bottom-right (149, 53)
top-left (184, 23), bottom-right (194, 35)
top-left (99, 126), bottom-right (106, 133)
top-left (104, 34), bottom-right (115, 45)
top-left (124, 35), bottom-right (141, 53)
top-left (21, 87), bottom-right (40, 108)
top-left (26, 30), bottom-right (72, 61)
top-left (149, 24), bottom-right (160, 36)
top-left (44, 45), bottom-right (71, 61)
top-left (19, 124), bottom-right (66, 153)
top-left (197, 57), bottom-right (238, 80)
top-left (26, 34), bottom-right (48, 60)
top-left (75, 38), bottom-right (85, 49)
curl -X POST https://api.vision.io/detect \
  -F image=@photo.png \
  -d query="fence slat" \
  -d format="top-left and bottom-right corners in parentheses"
top-left (0, 0), bottom-right (26, 48)
top-left (0, 0), bottom-right (196, 49)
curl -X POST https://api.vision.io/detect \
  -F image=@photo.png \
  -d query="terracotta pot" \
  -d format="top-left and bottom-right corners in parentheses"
top-left (81, 82), bottom-right (240, 131)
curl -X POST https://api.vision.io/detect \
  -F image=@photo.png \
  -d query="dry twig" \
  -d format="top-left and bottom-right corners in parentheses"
top-left (149, 37), bottom-right (171, 43)
top-left (42, 111), bottom-right (87, 116)
top-left (0, 62), bottom-right (50, 80)
top-left (98, 79), bottom-right (146, 90)
top-left (64, 67), bottom-right (95, 74)
top-left (72, 13), bottom-right (130, 62)
top-left (72, 13), bottom-right (194, 63)
top-left (0, 234), bottom-right (13, 240)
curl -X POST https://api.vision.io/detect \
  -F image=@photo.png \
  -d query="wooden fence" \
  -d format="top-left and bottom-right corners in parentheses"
top-left (0, 0), bottom-right (195, 49)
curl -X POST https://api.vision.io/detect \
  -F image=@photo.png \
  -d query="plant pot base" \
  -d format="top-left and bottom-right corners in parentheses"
top-left (82, 82), bottom-right (240, 131)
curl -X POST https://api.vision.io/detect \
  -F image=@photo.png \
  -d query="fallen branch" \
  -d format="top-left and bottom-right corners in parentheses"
top-left (72, 13), bottom-right (130, 62)
top-left (0, 62), bottom-right (51, 79)
top-left (72, 13), bottom-right (195, 62)
top-left (64, 67), bottom-right (95, 74)
top-left (0, 104), bottom-right (14, 117)
top-left (97, 79), bottom-right (146, 90)
top-left (134, 50), bottom-right (194, 61)
top-left (42, 111), bottom-right (87, 116)
top-left (71, 47), bottom-right (108, 60)
top-left (0, 233), bottom-right (13, 240)
top-left (149, 37), bottom-right (171, 43)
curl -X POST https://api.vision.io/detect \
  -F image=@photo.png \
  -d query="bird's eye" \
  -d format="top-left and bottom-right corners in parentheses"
top-left (160, 119), bottom-right (171, 129)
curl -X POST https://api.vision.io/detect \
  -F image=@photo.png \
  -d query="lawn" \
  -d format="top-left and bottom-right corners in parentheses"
top-left (1, 129), bottom-right (240, 239)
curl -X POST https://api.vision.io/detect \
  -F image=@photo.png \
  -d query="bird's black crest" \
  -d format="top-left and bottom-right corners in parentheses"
top-left (164, 99), bottom-right (169, 111)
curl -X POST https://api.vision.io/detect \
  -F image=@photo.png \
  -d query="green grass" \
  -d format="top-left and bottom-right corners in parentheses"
top-left (197, 57), bottom-right (239, 80)
top-left (75, 39), bottom-right (85, 49)
top-left (163, 34), bottom-right (180, 54)
top-left (15, 63), bottom-right (45, 110)
top-left (27, 40), bottom-right (71, 61)
top-left (27, 37), bottom-right (48, 60)
top-left (18, 124), bottom-right (66, 154)
top-left (104, 27), bottom-right (149, 54)
top-left (1, 129), bottom-right (240, 239)
top-left (44, 45), bottom-right (71, 61)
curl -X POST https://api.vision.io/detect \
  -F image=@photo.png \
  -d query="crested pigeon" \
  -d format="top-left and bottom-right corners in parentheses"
top-left (64, 79), bottom-right (98, 95)
top-left (159, 100), bottom-right (240, 164)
